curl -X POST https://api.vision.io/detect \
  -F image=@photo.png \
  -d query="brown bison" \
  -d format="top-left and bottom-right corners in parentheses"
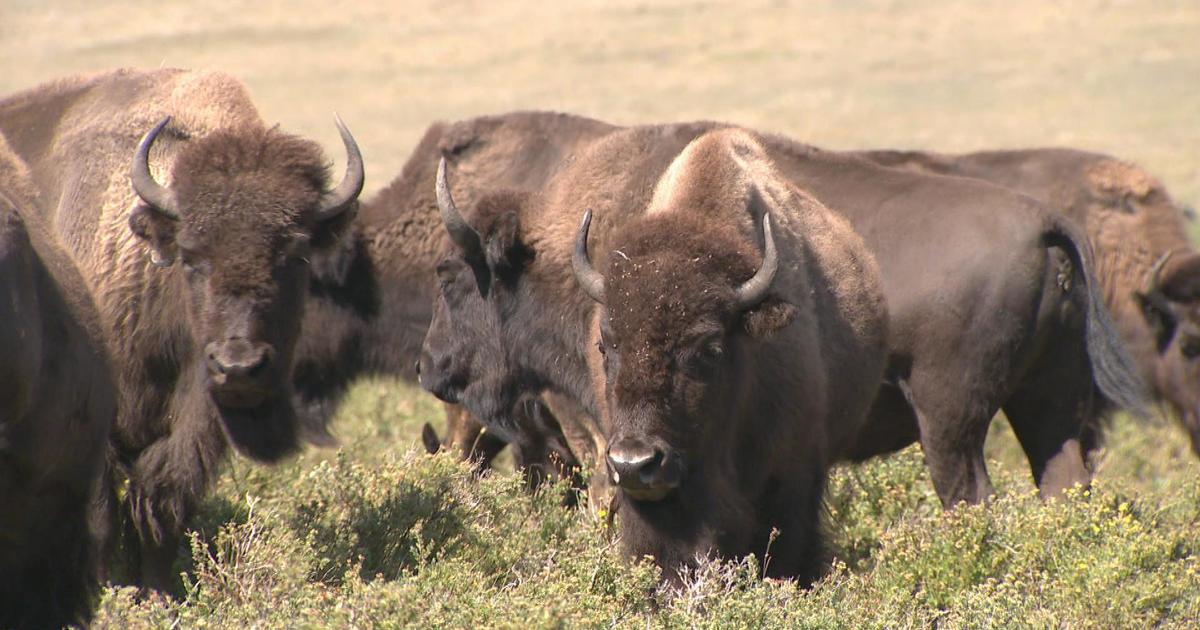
top-left (861, 148), bottom-right (1200, 455)
top-left (0, 68), bottom-right (363, 591)
top-left (421, 115), bottom-right (1144, 517)
top-left (1, 134), bottom-right (115, 628)
top-left (570, 128), bottom-right (888, 582)
top-left (290, 111), bottom-right (613, 486)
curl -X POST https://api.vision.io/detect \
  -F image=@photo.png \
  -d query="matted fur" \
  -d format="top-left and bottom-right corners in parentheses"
top-left (0, 133), bottom-right (115, 629)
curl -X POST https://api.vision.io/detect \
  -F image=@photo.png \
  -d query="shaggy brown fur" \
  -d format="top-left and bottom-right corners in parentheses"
top-left (594, 129), bottom-right (887, 582)
top-left (862, 147), bottom-right (1200, 454)
top-left (0, 133), bottom-right (115, 629)
top-left (0, 68), bottom-right (361, 593)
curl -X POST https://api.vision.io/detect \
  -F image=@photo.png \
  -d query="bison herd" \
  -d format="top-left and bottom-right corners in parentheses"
top-left (0, 67), bottom-right (1196, 627)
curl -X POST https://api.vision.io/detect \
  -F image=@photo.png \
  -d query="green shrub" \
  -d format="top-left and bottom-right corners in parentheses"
top-left (93, 380), bottom-right (1200, 628)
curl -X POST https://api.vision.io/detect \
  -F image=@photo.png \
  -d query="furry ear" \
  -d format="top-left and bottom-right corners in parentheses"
top-left (743, 297), bottom-right (798, 339)
top-left (311, 201), bottom-right (359, 251)
top-left (485, 210), bottom-right (528, 271)
top-left (1135, 290), bottom-right (1178, 352)
top-left (128, 201), bottom-right (179, 267)
top-left (308, 227), bottom-right (358, 288)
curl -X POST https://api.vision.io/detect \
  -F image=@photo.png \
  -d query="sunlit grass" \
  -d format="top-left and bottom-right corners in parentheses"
top-left (94, 379), bottom-right (1200, 628)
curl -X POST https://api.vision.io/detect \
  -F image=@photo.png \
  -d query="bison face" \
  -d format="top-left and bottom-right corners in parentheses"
top-left (128, 117), bottom-right (362, 461)
top-left (1134, 251), bottom-right (1200, 455)
top-left (595, 312), bottom-right (721, 502)
top-left (1137, 261), bottom-right (1200, 456)
top-left (419, 160), bottom-right (530, 431)
top-left (1152, 317), bottom-right (1200, 456)
top-left (420, 254), bottom-right (512, 424)
top-left (575, 211), bottom-right (795, 503)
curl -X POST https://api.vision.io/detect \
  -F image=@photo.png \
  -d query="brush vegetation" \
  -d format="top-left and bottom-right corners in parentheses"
top-left (93, 378), bottom-right (1200, 629)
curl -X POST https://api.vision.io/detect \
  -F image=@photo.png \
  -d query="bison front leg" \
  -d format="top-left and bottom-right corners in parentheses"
top-left (125, 407), bottom-right (227, 594)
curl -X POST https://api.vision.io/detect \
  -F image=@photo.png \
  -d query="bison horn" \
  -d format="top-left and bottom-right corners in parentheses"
top-left (572, 209), bottom-right (606, 304)
top-left (1144, 250), bottom-right (1174, 297)
top-left (131, 117), bottom-right (180, 221)
top-left (436, 157), bottom-right (483, 255)
top-left (315, 114), bottom-right (365, 221)
top-left (733, 214), bottom-right (779, 310)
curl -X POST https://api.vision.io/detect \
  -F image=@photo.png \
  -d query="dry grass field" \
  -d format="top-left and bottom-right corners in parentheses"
top-left (3, 1), bottom-right (1200, 627)
top-left (4, 1), bottom-right (1197, 203)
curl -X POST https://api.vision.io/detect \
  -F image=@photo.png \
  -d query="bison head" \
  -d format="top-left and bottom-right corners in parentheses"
top-left (1135, 251), bottom-right (1200, 455)
top-left (127, 116), bottom-right (363, 461)
top-left (573, 209), bottom-right (796, 502)
top-left (419, 159), bottom-right (531, 433)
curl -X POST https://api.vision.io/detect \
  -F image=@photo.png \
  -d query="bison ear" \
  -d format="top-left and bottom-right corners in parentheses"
top-left (743, 297), bottom-right (798, 339)
top-left (129, 201), bottom-right (179, 267)
top-left (309, 226), bottom-right (359, 288)
top-left (311, 201), bottom-right (359, 251)
top-left (1135, 290), bottom-right (1178, 352)
top-left (485, 210), bottom-right (529, 271)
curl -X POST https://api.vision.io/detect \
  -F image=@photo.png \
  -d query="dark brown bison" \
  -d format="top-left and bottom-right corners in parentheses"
top-left (290, 111), bottom-right (614, 486)
top-left (861, 148), bottom-right (1200, 454)
top-left (0, 68), bottom-right (363, 592)
top-left (570, 128), bottom-right (888, 582)
top-left (421, 115), bottom-right (1144, 516)
top-left (1, 134), bottom-right (115, 628)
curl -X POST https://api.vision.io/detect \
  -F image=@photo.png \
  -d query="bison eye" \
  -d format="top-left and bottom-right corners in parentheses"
top-left (694, 335), bottom-right (723, 360)
top-left (683, 338), bottom-right (723, 374)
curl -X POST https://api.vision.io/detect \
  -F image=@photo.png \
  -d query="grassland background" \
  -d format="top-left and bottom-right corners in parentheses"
top-left (2, 1), bottom-right (1200, 627)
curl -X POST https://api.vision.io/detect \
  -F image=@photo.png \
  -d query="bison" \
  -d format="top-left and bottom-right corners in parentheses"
top-left (290, 111), bottom-right (614, 488)
top-left (0, 68), bottom-right (363, 592)
top-left (569, 128), bottom-right (888, 582)
top-left (421, 115), bottom-right (1144, 517)
top-left (861, 148), bottom-right (1200, 455)
top-left (1, 133), bottom-right (115, 628)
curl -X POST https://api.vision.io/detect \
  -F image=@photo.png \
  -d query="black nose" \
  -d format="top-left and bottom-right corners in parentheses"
top-left (205, 338), bottom-right (272, 380)
top-left (607, 437), bottom-right (681, 500)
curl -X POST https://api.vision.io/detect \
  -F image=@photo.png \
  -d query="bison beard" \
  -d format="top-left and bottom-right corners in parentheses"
top-left (617, 462), bottom-right (830, 585)
top-left (215, 396), bottom-right (301, 462)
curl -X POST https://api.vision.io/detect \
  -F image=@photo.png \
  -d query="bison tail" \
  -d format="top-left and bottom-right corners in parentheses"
top-left (1043, 219), bottom-right (1150, 417)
